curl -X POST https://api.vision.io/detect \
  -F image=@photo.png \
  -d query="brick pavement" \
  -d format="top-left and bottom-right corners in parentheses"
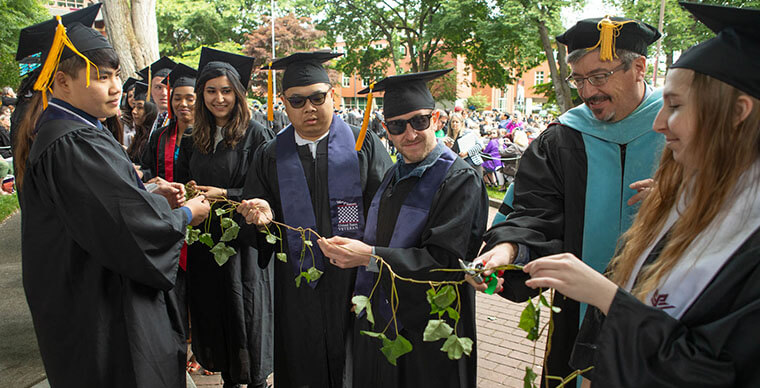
top-left (190, 205), bottom-right (553, 388)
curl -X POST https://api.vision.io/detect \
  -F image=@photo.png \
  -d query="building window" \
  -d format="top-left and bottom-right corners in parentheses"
top-left (399, 46), bottom-right (406, 55)
top-left (535, 71), bottom-right (545, 85)
top-left (49, 0), bottom-right (84, 7)
top-left (374, 44), bottom-right (384, 50)
top-left (342, 74), bottom-right (351, 88)
top-left (361, 78), bottom-right (369, 88)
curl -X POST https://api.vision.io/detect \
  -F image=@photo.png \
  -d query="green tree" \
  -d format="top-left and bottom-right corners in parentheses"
top-left (466, 93), bottom-right (488, 110)
top-left (608, 0), bottom-right (760, 70)
top-left (0, 0), bottom-right (48, 88)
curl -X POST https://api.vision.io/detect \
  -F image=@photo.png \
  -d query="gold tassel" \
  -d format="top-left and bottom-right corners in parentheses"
top-left (586, 16), bottom-right (635, 61)
top-left (147, 66), bottom-right (152, 102)
top-left (33, 16), bottom-right (100, 108)
top-left (355, 82), bottom-right (374, 151)
top-left (267, 62), bottom-right (274, 122)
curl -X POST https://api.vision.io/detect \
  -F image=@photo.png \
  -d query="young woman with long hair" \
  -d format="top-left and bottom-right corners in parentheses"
top-left (174, 47), bottom-right (274, 388)
top-left (444, 112), bottom-right (483, 169)
top-left (515, 3), bottom-right (760, 386)
top-left (127, 87), bottom-right (157, 164)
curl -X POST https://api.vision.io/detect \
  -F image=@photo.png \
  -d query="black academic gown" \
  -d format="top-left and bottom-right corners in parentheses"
top-left (353, 157), bottom-right (488, 388)
top-left (141, 120), bottom-right (181, 181)
top-left (240, 125), bottom-right (392, 388)
top-left (175, 119), bottom-right (275, 385)
top-left (570, 227), bottom-right (760, 387)
top-left (21, 109), bottom-right (188, 387)
top-left (481, 124), bottom-right (594, 387)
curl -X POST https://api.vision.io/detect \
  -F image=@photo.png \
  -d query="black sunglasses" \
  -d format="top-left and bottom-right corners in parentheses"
top-left (285, 91), bottom-right (329, 108)
top-left (384, 114), bottom-right (432, 135)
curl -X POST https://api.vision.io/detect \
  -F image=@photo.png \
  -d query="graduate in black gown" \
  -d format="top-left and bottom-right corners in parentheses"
top-left (317, 70), bottom-right (488, 388)
top-left (471, 16), bottom-right (664, 387)
top-left (127, 82), bottom-right (156, 165)
top-left (174, 47), bottom-right (274, 388)
top-left (237, 51), bottom-right (393, 388)
top-left (17, 11), bottom-right (210, 387)
top-left (521, 3), bottom-right (760, 386)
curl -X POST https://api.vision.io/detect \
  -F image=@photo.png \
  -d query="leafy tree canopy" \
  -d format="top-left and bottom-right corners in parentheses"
top-left (0, 0), bottom-right (48, 89)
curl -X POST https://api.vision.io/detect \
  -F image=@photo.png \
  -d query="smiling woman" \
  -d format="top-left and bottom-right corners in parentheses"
top-left (174, 46), bottom-right (275, 388)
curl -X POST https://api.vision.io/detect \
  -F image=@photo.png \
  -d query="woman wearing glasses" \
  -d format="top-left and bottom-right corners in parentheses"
top-left (521, 3), bottom-right (760, 386)
top-left (175, 47), bottom-right (274, 388)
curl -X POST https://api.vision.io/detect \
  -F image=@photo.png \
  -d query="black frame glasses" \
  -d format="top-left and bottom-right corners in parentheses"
top-left (285, 91), bottom-right (329, 108)
top-left (566, 63), bottom-right (628, 89)
top-left (384, 114), bottom-right (432, 135)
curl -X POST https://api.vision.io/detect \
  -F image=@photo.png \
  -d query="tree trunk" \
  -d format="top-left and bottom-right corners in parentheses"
top-left (131, 0), bottom-right (159, 68)
top-left (556, 42), bottom-right (573, 109)
top-left (101, 0), bottom-right (138, 76)
top-left (537, 19), bottom-right (572, 113)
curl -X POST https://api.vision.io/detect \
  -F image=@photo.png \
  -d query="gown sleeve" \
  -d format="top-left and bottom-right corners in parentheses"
top-left (40, 129), bottom-right (187, 290)
top-left (140, 127), bottom-right (160, 181)
top-left (571, 281), bottom-right (760, 387)
top-left (374, 167), bottom-right (488, 281)
top-left (226, 121), bottom-right (273, 201)
top-left (174, 132), bottom-right (193, 184)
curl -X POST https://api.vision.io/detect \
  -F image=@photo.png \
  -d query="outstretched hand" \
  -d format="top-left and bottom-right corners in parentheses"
top-left (317, 236), bottom-right (372, 269)
top-left (465, 243), bottom-right (515, 292)
top-left (522, 253), bottom-right (617, 315)
top-left (627, 178), bottom-right (654, 206)
top-left (236, 198), bottom-right (273, 227)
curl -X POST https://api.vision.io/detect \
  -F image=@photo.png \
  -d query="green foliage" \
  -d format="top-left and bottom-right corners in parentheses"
top-left (524, 366), bottom-right (538, 388)
top-left (199, 232), bottom-right (214, 247)
top-left (0, 192), bottom-right (19, 222)
top-left (518, 298), bottom-right (540, 340)
top-left (220, 218), bottom-right (240, 242)
top-left (423, 319), bottom-right (453, 342)
top-left (533, 81), bottom-right (581, 109)
top-left (360, 331), bottom-right (413, 366)
top-left (0, 0), bottom-right (48, 88)
top-left (210, 242), bottom-right (235, 266)
top-left (276, 252), bottom-right (288, 262)
top-left (186, 226), bottom-right (201, 244)
top-left (440, 334), bottom-right (473, 360)
top-left (352, 295), bottom-right (375, 327)
top-left (466, 94), bottom-right (489, 111)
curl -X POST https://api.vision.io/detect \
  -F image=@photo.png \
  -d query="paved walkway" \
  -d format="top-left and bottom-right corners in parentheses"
top-left (6, 205), bottom-right (552, 387)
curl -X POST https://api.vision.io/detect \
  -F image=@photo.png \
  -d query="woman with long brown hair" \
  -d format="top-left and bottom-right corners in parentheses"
top-left (518, 3), bottom-right (760, 386)
top-left (126, 82), bottom-right (156, 164)
top-left (175, 47), bottom-right (274, 388)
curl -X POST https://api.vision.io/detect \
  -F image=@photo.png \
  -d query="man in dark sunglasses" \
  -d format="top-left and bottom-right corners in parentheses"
top-left (236, 51), bottom-right (392, 388)
top-left (317, 69), bottom-right (488, 387)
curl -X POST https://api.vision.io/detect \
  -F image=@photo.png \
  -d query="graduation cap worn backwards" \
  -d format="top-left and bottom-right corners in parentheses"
top-left (162, 63), bottom-right (197, 88)
top-left (556, 16), bottom-right (660, 61)
top-left (198, 47), bottom-right (255, 89)
top-left (358, 69), bottom-right (452, 119)
top-left (671, 2), bottom-right (760, 100)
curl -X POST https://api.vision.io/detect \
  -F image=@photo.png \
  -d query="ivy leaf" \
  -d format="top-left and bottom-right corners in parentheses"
top-left (199, 233), bottom-right (214, 248)
top-left (185, 227), bottom-right (200, 245)
top-left (539, 293), bottom-right (561, 313)
top-left (518, 299), bottom-right (540, 341)
top-left (426, 285), bottom-right (456, 315)
top-left (265, 233), bottom-right (278, 245)
top-left (214, 207), bottom-right (227, 217)
top-left (445, 307), bottom-right (460, 322)
top-left (220, 217), bottom-right (234, 229)
top-left (294, 273), bottom-right (303, 288)
top-left (523, 366), bottom-right (538, 388)
top-left (423, 319), bottom-right (453, 342)
top-left (379, 333), bottom-right (413, 366)
top-left (351, 295), bottom-right (375, 327)
top-left (306, 267), bottom-right (323, 282)
top-left (359, 330), bottom-right (387, 340)
top-left (440, 334), bottom-right (473, 360)
top-left (276, 252), bottom-right (287, 263)
top-left (220, 221), bottom-right (240, 242)
top-left (304, 240), bottom-right (313, 247)
top-left (210, 242), bottom-right (235, 266)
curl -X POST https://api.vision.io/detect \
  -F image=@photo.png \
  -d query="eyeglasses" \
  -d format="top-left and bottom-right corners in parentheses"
top-left (384, 114), bottom-right (432, 135)
top-left (566, 63), bottom-right (627, 89)
top-left (285, 91), bottom-right (329, 108)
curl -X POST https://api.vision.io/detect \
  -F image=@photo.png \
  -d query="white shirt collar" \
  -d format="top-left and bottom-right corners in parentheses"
top-left (294, 129), bottom-right (329, 158)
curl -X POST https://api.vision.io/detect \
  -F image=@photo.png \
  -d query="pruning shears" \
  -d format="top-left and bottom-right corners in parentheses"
top-left (458, 259), bottom-right (500, 295)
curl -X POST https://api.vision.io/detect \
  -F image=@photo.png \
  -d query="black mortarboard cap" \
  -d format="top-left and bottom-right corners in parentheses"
top-left (671, 2), bottom-right (760, 99)
top-left (556, 16), bottom-right (660, 60)
top-left (137, 56), bottom-right (176, 81)
top-left (133, 81), bottom-right (149, 101)
top-left (198, 47), bottom-right (255, 89)
top-left (358, 69), bottom-right (452, 118)
top-left (161, 63), bottom-right (197, 88)
top-left (123, 77), bottom-right (138, 92)
top-left (265, 51), bottom-right (342, 91)
top-left (16, 3), bottom-right (102, 61)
